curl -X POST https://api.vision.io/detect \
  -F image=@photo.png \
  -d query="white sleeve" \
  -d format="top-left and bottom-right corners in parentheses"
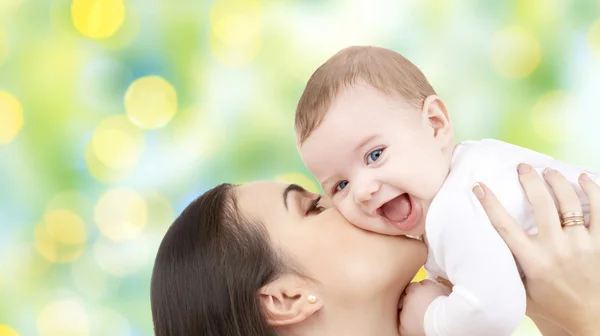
top-left (423, 188), bottom-right (525, 336)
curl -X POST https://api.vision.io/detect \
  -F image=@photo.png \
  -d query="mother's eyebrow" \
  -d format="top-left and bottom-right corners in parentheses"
top-left (283, 184), bottom-right (307, 211)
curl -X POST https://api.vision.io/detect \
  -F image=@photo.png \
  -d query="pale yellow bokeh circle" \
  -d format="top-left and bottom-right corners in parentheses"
top-left (71, 0), bottom-right (125, 39)
top-left (0, 90), bottom-right (23, 144)
top-left (84, 143), bottom-right (132, 183)
top-left (124, 76), bottom-right (178, 129)
top-left (37, 300), bottom-right (90, 336)
top-left (209, 0), bottom-right (262, 67)
top-left (90, 115), bottom-right (145, 170)
top-left (491, 26), bottom-right (541, 79)
top-left (0, 325), bottom-right (19, 336)
top-left (35, 209), bottom-right (86, 263)
top-left (93, 236), bottom-right (150, 277)
top-left (43, 209), bottom-right (87, 245)
top-left (0, 0), bottom-right (22, 15)
top-left (94, 188), bottom-right (148, 241)
top-left (587, 19), bottom-right (600, 60)
top-left (34, 223), bottom-right (85, 263)
top-left (275, 173), bottom-right (321, 194)
top-left (531, 91), bottom-right (571, 144)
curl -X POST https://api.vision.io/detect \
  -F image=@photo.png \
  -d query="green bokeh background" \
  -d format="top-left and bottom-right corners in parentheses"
top-left (1, 0), bottom-right (599, 335)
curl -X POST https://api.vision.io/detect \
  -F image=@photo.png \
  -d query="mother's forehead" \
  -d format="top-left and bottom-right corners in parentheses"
top-left (236, 180), bottom-right (288, 194)
top-left (235, 181), bottom-right (295, 206)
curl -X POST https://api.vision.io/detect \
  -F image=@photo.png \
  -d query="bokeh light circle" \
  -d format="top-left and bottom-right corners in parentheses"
top-left (209, 0), bottom-right (262, 67)
top-left (43, 209), bottom-right (87, 245)
top-left (37, 300), bottom-right (90, 336)
top-left (124, 76), bottom-right (178, 129)
top-left (71, 0), bottom-right (126, 39)
top-left (84, 143), bottom-right (133, 184)
top-left (0, 0), bottom-right (22, 15)
top-left (35, 209), bottom-right (87, 263)
top-left (90, 115), bottom-right (145, 170)
top-left (0, 325), bottom-right (19, 336)
top-left (0, 90), bottom-right (23, 144)
top-left (490, 26), bottom-right (541, 79)
top-left (93, 236), bottom-right (153, 277)
top-left (275, 173), bottom-right (320, 193)
top-left (94, 188), bottom-right (148, 241)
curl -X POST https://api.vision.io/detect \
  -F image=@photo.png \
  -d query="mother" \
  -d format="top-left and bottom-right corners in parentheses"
top-left (151, 181), bottom-right (427, 335)
top-left (151, 171), bottom-right (600, 335)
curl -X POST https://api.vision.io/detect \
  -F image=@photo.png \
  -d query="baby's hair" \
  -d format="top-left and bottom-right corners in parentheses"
top-left (295, 46), bottom-right (436, 144)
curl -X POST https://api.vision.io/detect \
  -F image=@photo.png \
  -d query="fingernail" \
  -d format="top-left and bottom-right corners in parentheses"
top-left (472, 183), bottom-right (485, 200)
top-left (517, 163), bottom-right (531, 174)
top-left (543, 167), bottom-right (554, 176)
top-left (580, 173), bottom-right (592, 182)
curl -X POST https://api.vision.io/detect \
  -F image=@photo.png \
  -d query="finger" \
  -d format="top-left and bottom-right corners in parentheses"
top-left (472, 181), bottom-right (533, 264)
top-left (518, 164), bottom-right (562, 238)
top-left (543, 168), bottom-right (586, 237)
top-left (398, 293), bottom-right (406, 309)
top-left (580, 173), bottom-right (600, 237)
top-left (404, 282), bottom-right (420, 294)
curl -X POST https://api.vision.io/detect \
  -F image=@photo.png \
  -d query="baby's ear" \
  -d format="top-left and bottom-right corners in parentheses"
top-left (259, 274), bottom-right (323, 327)
top-left (421, 95), bottom-right (453, 148)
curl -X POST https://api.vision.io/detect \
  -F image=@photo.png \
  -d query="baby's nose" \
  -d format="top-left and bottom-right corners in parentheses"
top-left (354, 181), bottom-right (379, 203)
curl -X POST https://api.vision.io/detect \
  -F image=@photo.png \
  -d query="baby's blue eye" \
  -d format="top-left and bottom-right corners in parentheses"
top-left (367, 149), bottom-right (383, 164)
top-left (335, 180), bottom-right (349, 192)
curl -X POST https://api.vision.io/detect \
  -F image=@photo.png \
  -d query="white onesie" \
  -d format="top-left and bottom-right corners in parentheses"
top-left (423, 138), bottom-right (597, 336)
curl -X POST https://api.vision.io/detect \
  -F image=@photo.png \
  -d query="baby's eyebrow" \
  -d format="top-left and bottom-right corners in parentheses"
top-left (354, 134), bottom-right (378, 153)
top-left (282, 184), bottom-right (306, 211)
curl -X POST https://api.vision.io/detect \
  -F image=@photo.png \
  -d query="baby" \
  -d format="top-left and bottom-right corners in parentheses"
top-left (295, 46), bottom-right (598, 336)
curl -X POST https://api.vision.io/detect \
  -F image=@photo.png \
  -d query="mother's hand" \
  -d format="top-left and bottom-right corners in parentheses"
top-left (472, 164), bottom-right (600, 336)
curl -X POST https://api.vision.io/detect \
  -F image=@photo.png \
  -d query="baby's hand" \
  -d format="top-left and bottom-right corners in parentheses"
top-left (398, 279), bottom-right (451, 336)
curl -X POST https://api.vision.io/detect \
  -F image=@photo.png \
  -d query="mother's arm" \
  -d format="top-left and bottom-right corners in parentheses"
top-left (472, 164), bottom-right (600, 336)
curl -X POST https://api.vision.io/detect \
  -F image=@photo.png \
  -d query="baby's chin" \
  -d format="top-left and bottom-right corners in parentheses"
top-left (351, 216), bottom-right (425, 237)
top-left (403, 219), bottom-right (426, 237)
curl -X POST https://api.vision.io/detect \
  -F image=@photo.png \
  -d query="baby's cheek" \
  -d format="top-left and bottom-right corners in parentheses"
top-left (340, 206), bottom-right (369, 229)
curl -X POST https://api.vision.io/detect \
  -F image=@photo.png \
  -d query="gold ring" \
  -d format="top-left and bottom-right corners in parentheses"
top-left (560, 212), bottom-right (585, 225)
top-left (561, 212), bottom-right (585, 220)
top-left (561, 219), bottom-right (586, 227)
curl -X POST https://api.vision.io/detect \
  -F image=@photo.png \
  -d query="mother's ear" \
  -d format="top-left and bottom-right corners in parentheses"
top-left (259, 274), bottom-right (323, 326)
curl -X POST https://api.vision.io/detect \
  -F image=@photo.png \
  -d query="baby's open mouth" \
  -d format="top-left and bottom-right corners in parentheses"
top-left (377, 193), bottom-right (418, 231)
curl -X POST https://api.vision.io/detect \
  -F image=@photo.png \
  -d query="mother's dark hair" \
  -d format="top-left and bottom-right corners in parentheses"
top-left (151, 183), bottom-right (286, 336)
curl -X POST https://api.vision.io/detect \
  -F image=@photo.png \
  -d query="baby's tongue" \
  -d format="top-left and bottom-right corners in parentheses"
top-left (381, 194), bottom-right (412, 222)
